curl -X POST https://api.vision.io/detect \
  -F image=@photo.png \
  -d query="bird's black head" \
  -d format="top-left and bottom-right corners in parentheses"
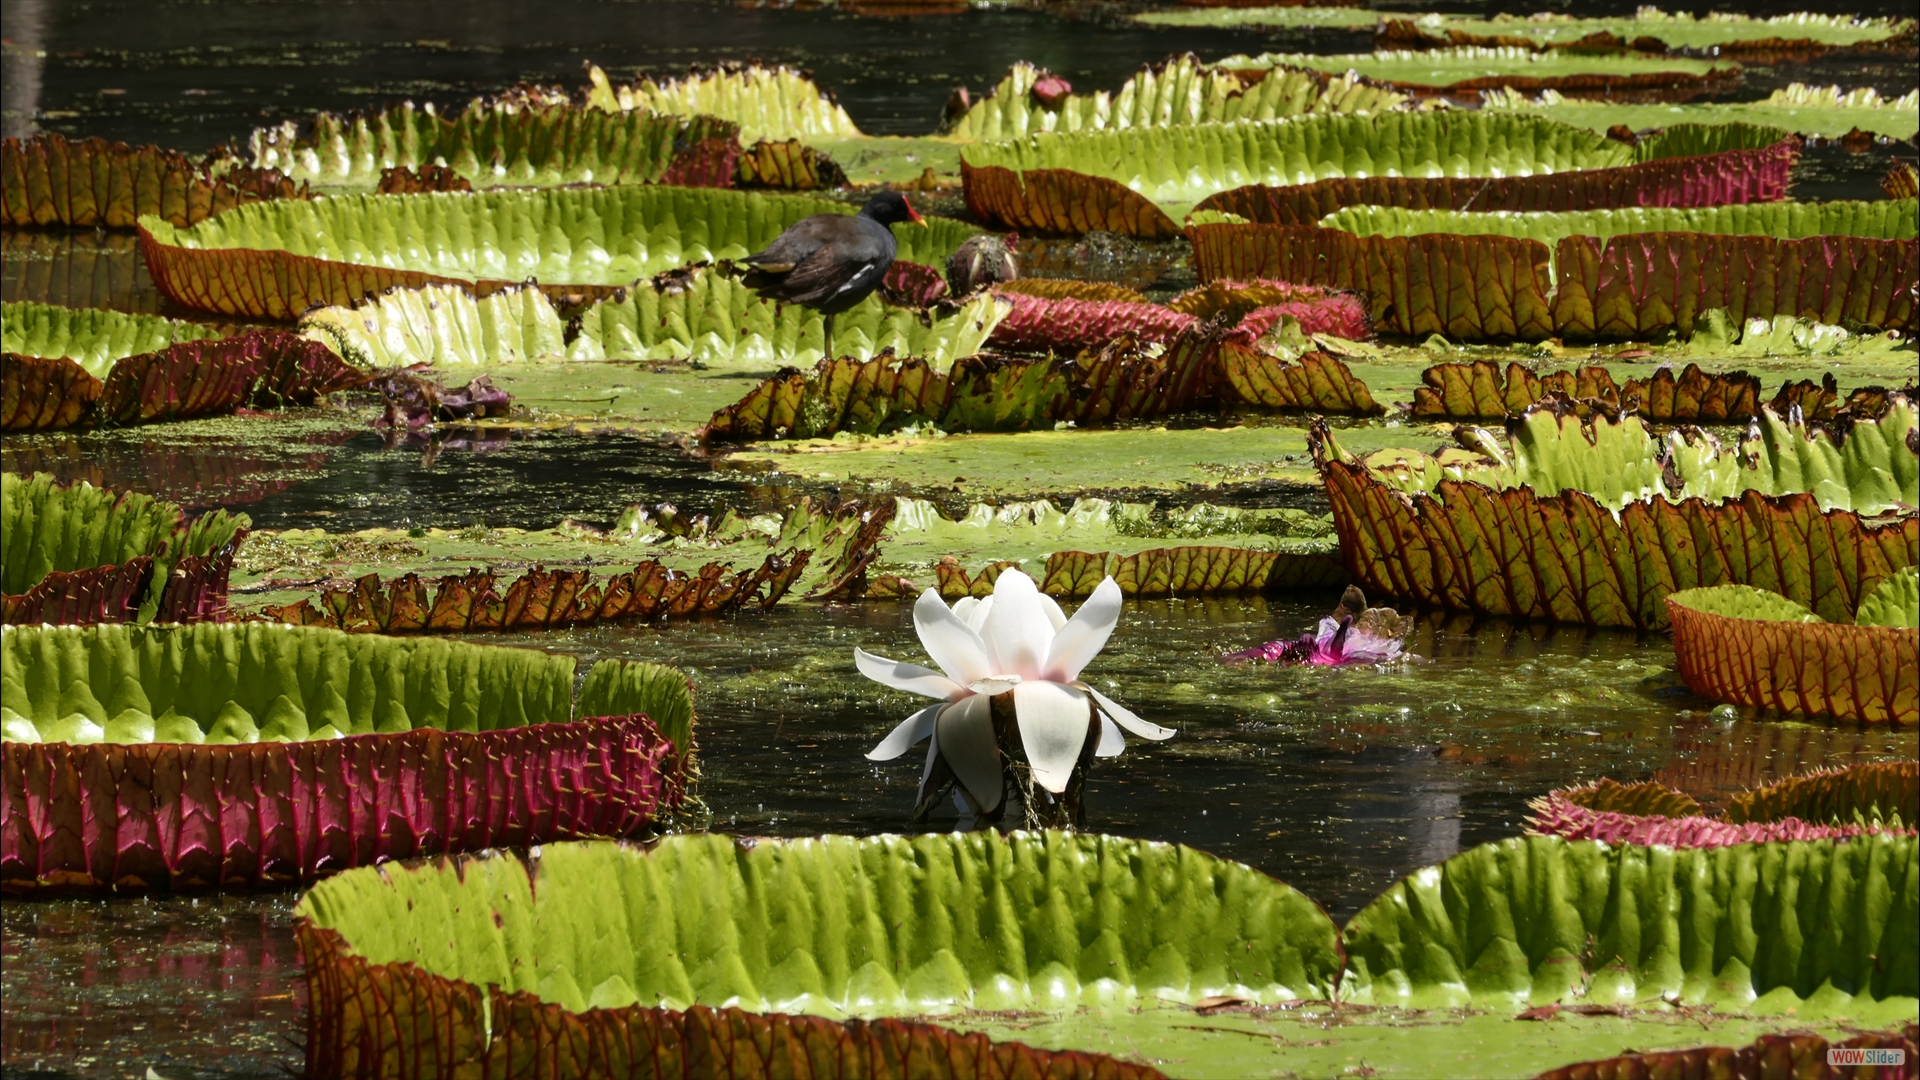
top-left (858, 190), bottom-right (926, 228)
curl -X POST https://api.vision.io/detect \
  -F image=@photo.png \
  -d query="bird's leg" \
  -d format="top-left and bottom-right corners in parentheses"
top-left (822, 312), bottom-right (836, 361)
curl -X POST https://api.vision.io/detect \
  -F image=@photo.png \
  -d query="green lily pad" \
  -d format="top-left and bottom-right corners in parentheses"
top-left (1856, 566), bottom-right (1920, 630)
top-left (584, 63), bottom-right (862, 143)
top-left (959, 111), bottom-right (1635, 220)
top-left (2, 301), bottom-right (220, 381)
top-left (1216, 46), bottom-right (1736, 95)
top-left (1667, 584), bottom-right (1825, 623)
top-left (1389, 8), bottom-right (1918, 53)
top-left (0, 621), bottom-right (689, 750)
top-left (1482, 84), bottom-right (1920, 141)
top-left (1335, 392), bottom-right (1918, 514)
top-left (140, 186), bottom-right (975, 293)
top-left (1344, 833), bottom-right (1918, 1010)
top-left (2, 471), bottom-right (249, 621)
top-left (947, 57), bottom-right (1405, 143)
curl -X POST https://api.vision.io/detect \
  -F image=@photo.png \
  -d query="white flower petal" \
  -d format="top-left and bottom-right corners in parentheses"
top-left (968, 676), bottom-right (1022, 696)
top-left (1087, 686), bottom-right (1174, 741)
top-left (866, 702), bottom-right (943, 761)
top-left (854, 648), bottom-right (963, 700)
top-left (913, 588), bottom-right (994, 686)
top-left (1038, 593), bottom-right (1068, 633)
top-left (1043, 576), bottom-right (1122, 683)
top-left (1013, 680), bottom-right (1091, 793)
top-left (1094, 714), bottom-right (1125, 757)
top-left (952, 595), bottom-right (980, 624)
top-left (936, 693), bottom-right (1002, 812)
top-left (960, 595), bottom-right (994, 633)
top-left (981, 570), bottom-right (1052, 680)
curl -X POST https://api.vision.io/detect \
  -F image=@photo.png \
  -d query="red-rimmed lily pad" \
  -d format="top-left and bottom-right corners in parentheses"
top-left (1538, 1025), bottom-right (1919, 1080)
top-left (1193, 127), bottom-right (1798, 224)
top-left (1309, 400), bottom-right (1919, 627)
top-left (293, 832), bottom-right (1339, 1075)
top-left (0, 622), bottom-right (694, 893)
top-left (1412, 358), bottom-right (1905, 422)
top-left (1528, 764), bottom-right (1920, 844)
top-left (1667, 579), bottom-right (1917, 723)
top-left (2, 472), bottom-right (250, 625)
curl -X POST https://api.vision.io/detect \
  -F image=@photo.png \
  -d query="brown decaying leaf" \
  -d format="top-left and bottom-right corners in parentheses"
top-left (3, 329), bottom-right (368, 431)
top-left (1, 133), bottom-right (306, 229)
top-left (1192, 224), bottom-right (1918, 340)
top-left (960, 160), bottom-right (1181, 239)
top-left (1196, 140), bottom-right (1797, 225)
top-left (1669, 597), bottom-right (1917, 723)
top-left (261, 552), bottom-right (808, 633)
top-left (374, 164), bottom-right (473, 194)
top-left (1312, 425), bottom-right (1919, 629)
top-left (0, 354), bottom-right (104, 432)
top-left (1412, 360), bottom-right (1903, 422)
top-left (735, 139), bottom-right (846, 190)
top-left (659, 135), bottom-right (742, 188)
top-left (299, 920), bottom-right (1163, 1080)
top-left (1533, 1023), bottom-right (1918, 1080)
top-left (0, 713), bottom-right (684, 895)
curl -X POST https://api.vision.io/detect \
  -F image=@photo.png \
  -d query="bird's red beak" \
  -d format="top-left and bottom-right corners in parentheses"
top-left (904, 195), bottom-right (926, 227)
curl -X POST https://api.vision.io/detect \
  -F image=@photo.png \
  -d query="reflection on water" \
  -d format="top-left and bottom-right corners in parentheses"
top-left (0, 893), bottom-right (302, 1080)
top-left (2, 584), bottom-right (1913, 1079)
top-left (525, 595), bottom-right (1916, 918)
top-left (1, 229), bottom-right (170, 315)
top-left (3, 422), bottom-right (747, 531)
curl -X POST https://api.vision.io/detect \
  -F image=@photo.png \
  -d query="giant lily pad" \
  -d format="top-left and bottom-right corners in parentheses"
top-left (1482, 84), bottom-right (1920, 141)
top-left (1194, 124), bottom-right (1798, 226)
top-left (584, 63), bottom-right (863, 143)
top-left (960, 111), bottom-right (1642, 237)
top-left (1412, 330), bottom-right (1912, 421)
top-left (2, 301), bottom-right (218, 379)
top-left (1, 133), bottom-right (305, 229)
top-left (1528, 764), bottom-right (1919, 844)
top-left (945, 56), bottom-right (1406, 142)
top-left (294, 832), bottom-right (1338, 1072)
top-left (1190, 216), bottom-right (1918, 340)
top-left (1321, 198), bottom-right (1917, 254)
top-left (1376, 8), bottom-right (1919, 56)
top-left (138, 186), bottom-right (978, 320)
top-left (248, 94), bottom-right (739, 191)
top-left (1343, 833), bottom-right (1918, 1010)
top-left (1539, 1025), bottom-right (1920, 1080)
top-left (1, 472), bottom-right (249, 625)
top-left (700, 329), bottom-right (1381, 443)
top-left (1309, 400), bottom-right (1919, 628)
top-left (2, 301), bottom-right (366, 430)
top-left (0, 622), bottom-right (692, 891)
top-left (1217, 47), bottom-right (1742, 101)
top-left (1667, 582), bottom-right (1917, 723)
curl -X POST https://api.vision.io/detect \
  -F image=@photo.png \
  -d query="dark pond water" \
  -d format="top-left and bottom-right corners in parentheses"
top-left (3, 2), bottom-right (1918, 1078)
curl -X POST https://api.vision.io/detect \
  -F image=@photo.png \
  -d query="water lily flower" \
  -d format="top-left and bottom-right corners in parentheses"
top-left (857, 569), bottom-right (1172, 813)
top-left (1222, 609), bottom-right (1408, 667)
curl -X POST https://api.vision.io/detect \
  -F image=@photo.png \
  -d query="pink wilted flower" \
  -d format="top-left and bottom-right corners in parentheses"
top-left (1030, 72), bottom-right (1072, 109)
top-left (1222, 588), bottom-right (1409, 667)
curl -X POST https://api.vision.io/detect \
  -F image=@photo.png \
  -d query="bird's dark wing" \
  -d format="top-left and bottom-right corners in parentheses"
top-left (741, 214), bottom-right (839, 272)
top-left (775, 242), bottom-right (887, 307)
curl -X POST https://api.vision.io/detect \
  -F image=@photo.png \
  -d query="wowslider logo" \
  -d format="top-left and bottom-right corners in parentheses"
top-left (1828, 1047), bottom-right (1906, 1067)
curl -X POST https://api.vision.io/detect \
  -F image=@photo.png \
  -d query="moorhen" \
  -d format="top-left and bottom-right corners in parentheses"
top-left (742, 190), bottom-right (925, 359)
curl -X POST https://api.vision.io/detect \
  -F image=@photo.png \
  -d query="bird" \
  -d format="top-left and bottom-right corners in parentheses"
top-left (945, 232), bottom-right (1018, 296)
top-left (741, 190), bottom-right (926, 361)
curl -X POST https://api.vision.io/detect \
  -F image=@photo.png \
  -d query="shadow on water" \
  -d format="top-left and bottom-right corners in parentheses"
top-left (3, 421), bottom-right (746, 531)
